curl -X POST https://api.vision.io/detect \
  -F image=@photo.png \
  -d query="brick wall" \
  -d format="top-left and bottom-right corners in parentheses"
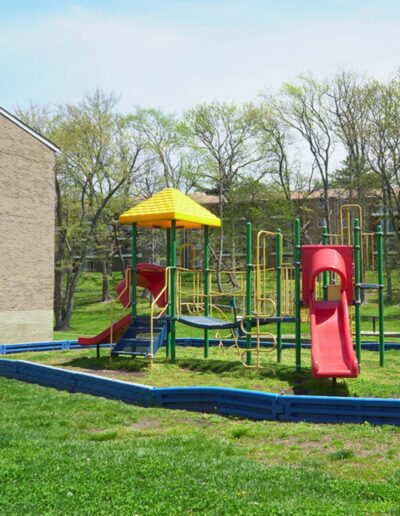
top-left (0, 114), bottom-right (56, 343)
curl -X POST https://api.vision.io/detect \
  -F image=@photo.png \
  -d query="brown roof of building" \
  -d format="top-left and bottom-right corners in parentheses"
top-left (189, 192), bottom-right (220, 205)
top-left (291, 188), bottom-right (382, 200)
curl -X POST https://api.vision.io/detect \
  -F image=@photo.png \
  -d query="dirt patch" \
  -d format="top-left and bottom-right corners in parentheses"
top-left (129, 418), bottom-right (161, 431)
top-left (269, 435), bottom-right (332, 451)
top-left (78, 368), bottom-right (146, 380)
top-left (85, 427), bottom-right (103, 434)
top-left (174, 416), bottom-right (214, 427)
top-left (264, 434), bottom-right (400, 459)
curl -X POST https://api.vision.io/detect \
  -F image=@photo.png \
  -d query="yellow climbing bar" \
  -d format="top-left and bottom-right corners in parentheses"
top-left (119, 187), bottom-right (221, 229)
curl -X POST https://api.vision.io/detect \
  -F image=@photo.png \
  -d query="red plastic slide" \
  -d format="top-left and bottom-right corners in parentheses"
top-left (302, 246), bottom-right (358, 379)
top-left (78, 263), bottom-right (166, 346)
top-left (116, 264), bottom-right (167, 309)
top-left (310, 291), bottom-right (358, 378)
top-left (78, 313), bottom-right (133, 346)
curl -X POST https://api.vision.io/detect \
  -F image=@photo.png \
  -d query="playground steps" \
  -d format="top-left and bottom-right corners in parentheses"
top-left (111, 316), bottom-right (168, 358)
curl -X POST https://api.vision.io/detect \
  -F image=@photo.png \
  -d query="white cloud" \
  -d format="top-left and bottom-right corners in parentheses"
top-left (1, 6), bottom-right (400, 112)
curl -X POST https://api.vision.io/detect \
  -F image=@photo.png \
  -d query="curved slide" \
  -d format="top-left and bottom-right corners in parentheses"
top-left (78, 263), bottom-right (166, 346)
top-left (310, 291), bottom-right (358, 378)
top-left (302, 245), bottom-right (359, 379)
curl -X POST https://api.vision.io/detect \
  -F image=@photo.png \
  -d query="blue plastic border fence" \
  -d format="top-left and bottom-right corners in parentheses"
top-left (2, 339), bottom-right (400, 355)
top-left (1, 358), bottom-right (400, 426)
top-left (0, 340), bottom-right (86, 355)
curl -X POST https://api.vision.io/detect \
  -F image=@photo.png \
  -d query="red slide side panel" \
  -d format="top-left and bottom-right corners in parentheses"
top-left (310, 291), bottom-right (358, 378)
top-left (302, 245), bottom-right (353, 306)
top-left (78, 314), bottom-right (132, 346)
top-left (116, 263), bottom-right (167, 309)
top-left (78, 263), bottom-right (166, 346)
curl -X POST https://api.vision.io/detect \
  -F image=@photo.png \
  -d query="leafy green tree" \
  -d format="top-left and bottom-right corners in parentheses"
top-left (19, 91), bottom-right (142, 329)
top-left (248, 100), bottom-right (303, 217)
top-left (328, 72), bottom-right (372, 203)
top-left (274, 75), bottom-right (335, 232)
top-left (128, 107), bottom-right (199, 193)
top-left (183, 102), bottom-right (265, 285)
top-left (365, 76), bottom-right (400, 301)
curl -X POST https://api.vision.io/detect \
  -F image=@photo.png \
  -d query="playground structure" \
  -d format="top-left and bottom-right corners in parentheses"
top-left (78, 191), bottom-right (386, 380)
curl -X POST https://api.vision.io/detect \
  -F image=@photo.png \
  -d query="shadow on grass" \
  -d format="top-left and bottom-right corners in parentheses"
top-left (59, 355), bottom-right (150, 373)
top-left (58, 352), bottom-right (351, 397)
top-left (176, 357), bottom-right (350, 397)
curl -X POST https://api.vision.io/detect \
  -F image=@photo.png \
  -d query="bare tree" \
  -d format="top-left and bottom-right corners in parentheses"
top-left (365, 77), bottom-right (400, 300)
top-left (17, 91), bottom-right (143, 330)
top-left (328, 71), bottom-right (372, 203)
top-left (183, 102), bottom-right (264, 286)
top-left (249, 100), bottom-right (303, 215)
top-left (274, 76), bottom-right (335, 232)
top-left (129, 107), bottom-right (199, 193)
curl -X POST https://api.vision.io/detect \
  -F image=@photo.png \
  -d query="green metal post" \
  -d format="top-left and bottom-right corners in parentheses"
top-left (246, 222), bottom-right (252, 366)
top-left (377, 224), bottom-right (385, 366)
top-left (322, 225), bottom-right (329, 300)
top-left (204, 225), bottom-right (210, 358)
top-left (166, 228), bottom-right (171, 357)
top-left (354, 218), bottom-right (362, 370)
top-left (170, 221), bottom-right (177, 362)
top-left (294, 218), bottom-right (301, 372)
top-left (131, 224), bottom-right (137, 319)
top-left (276, 229), bottom-right (282, 362)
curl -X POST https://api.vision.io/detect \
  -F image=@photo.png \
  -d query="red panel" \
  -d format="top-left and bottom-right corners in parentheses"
top-left (78, 263), bottom-right (167, 346)
top-left (78, 314), bottom-right (132, 346)
top-left (310, 291), bottom-right (358, 378)
top-left (116, 263), bottom-right (167, 308)
top-left (301, 245), bottom-right (353, 306)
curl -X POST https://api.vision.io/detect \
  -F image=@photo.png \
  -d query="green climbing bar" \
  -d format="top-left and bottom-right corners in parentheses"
top-left (246, 221), bottom-right (252, 366)
top-left (354, 218), bottom-right (362, 369)
top-left (131, 223), bottom-right (137, 319)
top-left (276, 228), bottom-right (282, 362)
top-left (170, 221), bottom-right (177, 362)
top-left (204, 225), bottom-right (210, 358)
top-left (294, 218), bottom-right (301, 372)
top-left (322, 225), bottom-right (329, 300)
top-left (166, 228), bottom-right (171, 358)
top-left (377, 224), bottom-right (385, 366)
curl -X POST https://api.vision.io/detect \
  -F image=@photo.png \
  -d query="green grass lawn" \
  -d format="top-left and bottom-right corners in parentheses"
top-left (54, 271), bottom-right (400, 341)
top-left (42, 271), bottom-right (400, 399)
top-left (7, 345), bottom-right (400, 399)
top-left (1, 376), bottom-right (400, 514)
top-left (2, 272), bottom-right (400, 513)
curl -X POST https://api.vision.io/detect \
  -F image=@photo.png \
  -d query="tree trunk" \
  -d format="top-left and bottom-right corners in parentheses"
top-left (101, 257), bottom-right (113, 302)
top-left (385, 267), bottom-right (393, 304)
top-left (323, 179), bottom-right (331, 234)
top-left (53, 178), bottom-right (66, 330)
top-left (229, 223), bottom-right (238, 288)
top-left (53, 266), bottom-right (64, 330)
top-left (113, 223), bottom-right (126, 271)
top-left (381, 183), bottom-right (393, 302)
top-left (54, 264), bottom-right (82, 331)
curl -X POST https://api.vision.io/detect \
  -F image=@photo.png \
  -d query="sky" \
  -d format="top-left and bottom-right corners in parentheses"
top-left (1, 0), bottom-right (400, 113)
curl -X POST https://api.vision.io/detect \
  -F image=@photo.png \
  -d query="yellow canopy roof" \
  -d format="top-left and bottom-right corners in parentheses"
top-left (119, 188), bottom-right (221, 229)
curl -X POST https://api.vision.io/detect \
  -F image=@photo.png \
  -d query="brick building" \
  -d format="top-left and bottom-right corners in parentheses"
top-left (0, 107), bottom-right (59, 343)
